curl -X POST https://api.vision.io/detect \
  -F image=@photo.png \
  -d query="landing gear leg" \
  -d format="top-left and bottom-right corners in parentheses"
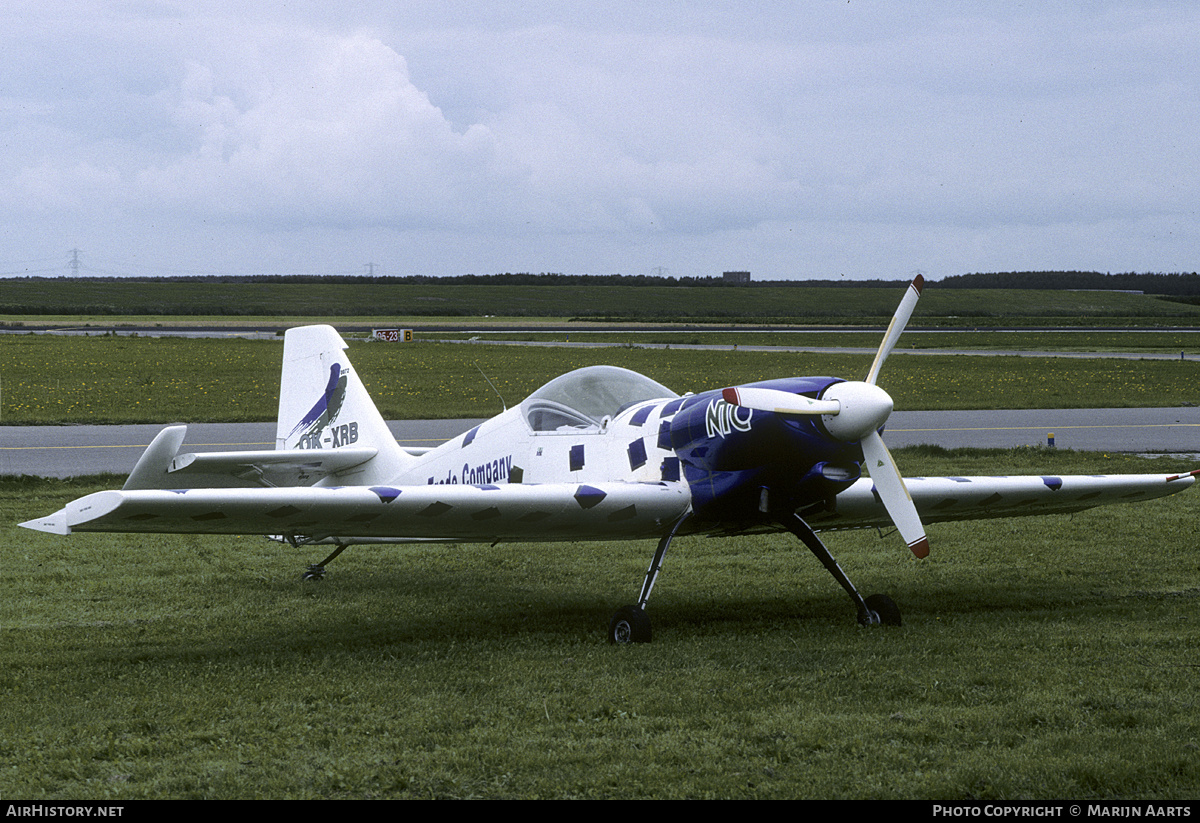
top-left (302, 541), bottom-right (349, 581)
top-left (608, 512), bottom-right (691, 644)
top-left (782, 513), bottom-right (901, 627)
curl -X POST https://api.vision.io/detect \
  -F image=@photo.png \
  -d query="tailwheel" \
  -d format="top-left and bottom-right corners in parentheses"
top-left (861, 594), bottom-right (901, 627)
top-left (608, 604), bottom-right (652, 644)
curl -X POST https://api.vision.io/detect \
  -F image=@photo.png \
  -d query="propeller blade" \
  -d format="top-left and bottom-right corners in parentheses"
top-left (861, 430), bottom-right (929, 558)
top-left (865, 273), bottom-right (924, 386)
top-left (722, 386), bottom-right (840, 416)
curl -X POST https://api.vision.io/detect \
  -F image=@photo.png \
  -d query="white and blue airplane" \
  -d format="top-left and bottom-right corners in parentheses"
top-left (21, 277), bottom-right (1199, 642)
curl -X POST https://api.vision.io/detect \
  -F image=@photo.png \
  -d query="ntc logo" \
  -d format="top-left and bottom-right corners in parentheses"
top-left (704, 399), bottom-right (753, 439)
top-left (297, 422), bottom-right (359, 449)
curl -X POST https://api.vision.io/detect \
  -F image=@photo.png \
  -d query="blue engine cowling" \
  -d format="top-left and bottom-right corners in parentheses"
top-left (666, 377), bottom-right (863, 522)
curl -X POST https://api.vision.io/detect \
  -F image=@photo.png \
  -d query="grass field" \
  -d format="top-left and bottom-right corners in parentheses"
top-left (2, 333), bottom-right (1199, 424)
top-left (2, 447), bottom-right (1198, 799)
top-left (446, 329), bottom-right (1200, 353)
top-left (6, 280), bottom-right (1200, 325)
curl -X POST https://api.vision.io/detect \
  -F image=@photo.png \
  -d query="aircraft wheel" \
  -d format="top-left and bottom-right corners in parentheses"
top-left (302, 565), bottom-right (326, 581)
top-left (608, 604), bottom-right (652, 644)
top-left (863, 594), bottom-right (901, 627)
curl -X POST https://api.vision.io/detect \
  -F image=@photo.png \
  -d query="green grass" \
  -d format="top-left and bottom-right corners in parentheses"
top-left (3, 334), bottom-right (1199, 424)
top-left (2, 448), bottom-right (1199, 799)
top-left (454, 329), bottom-right (1200, 353)
top-left (6, 280), bottom-right (1200, 324)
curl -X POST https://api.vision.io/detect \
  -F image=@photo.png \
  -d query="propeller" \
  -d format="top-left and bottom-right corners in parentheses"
top-left (721, 386), bottom-right (839, 415)
top-left (865, 273), bottom-right (924, 386)
top-left (721, 274), bottom-right (929, 558)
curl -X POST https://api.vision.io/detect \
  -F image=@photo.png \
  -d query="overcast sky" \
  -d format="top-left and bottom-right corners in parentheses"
top-left (2, 1), bottom-right (1197, 281)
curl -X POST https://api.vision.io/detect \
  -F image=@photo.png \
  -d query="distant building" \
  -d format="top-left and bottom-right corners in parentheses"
top-left (723, 271), bottom-right (751, 284)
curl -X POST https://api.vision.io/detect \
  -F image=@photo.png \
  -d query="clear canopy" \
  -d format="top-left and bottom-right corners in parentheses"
top-left (521, 366), bottom-right (677, 431)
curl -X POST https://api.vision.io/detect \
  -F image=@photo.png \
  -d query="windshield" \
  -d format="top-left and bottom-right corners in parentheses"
top-left (521, 366), bottom-right (677, 431)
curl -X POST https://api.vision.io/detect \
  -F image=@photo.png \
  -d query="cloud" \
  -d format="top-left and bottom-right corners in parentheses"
top-left (2, 2), bottom-right (1198, 279)
top-left (133, 31), bottom-right (505, 229)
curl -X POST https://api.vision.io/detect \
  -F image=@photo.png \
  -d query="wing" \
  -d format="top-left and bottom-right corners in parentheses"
top-left (21, 481), bottom-right (693, 544)
top-left (804, 472), bottom-right (1197, 531)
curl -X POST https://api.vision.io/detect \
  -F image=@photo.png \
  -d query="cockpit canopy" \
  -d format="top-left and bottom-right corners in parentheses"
top-left (521, 365), bottom-right (678, 432)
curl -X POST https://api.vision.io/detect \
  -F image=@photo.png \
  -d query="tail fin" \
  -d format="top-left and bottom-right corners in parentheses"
top-left (277, 326), bottom-right (412, 479)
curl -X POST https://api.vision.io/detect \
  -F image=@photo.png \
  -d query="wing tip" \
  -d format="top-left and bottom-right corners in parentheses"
top-left (20, 511), bottom-right (71, 535)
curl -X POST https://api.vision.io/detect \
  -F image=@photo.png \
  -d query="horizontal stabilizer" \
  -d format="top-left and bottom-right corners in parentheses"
top-left (168, 447), bottom-right (378, 486)
top-left (118, 424), bottom-right (381, 490)
top-left (123, 425), bottom-right (189, 490)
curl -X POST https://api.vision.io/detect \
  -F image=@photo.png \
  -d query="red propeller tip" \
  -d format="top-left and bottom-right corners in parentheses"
top-left (722, 387), bottom-right (740, 405)
top-left (1166, 469), bottom-right (1200, 482)
top-left (908, 536), bottom-right (930, 559)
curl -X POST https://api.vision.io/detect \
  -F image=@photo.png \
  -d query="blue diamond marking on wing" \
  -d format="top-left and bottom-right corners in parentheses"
top-left (1042, 476), bottom-right (1063, 491)
top-left (574, 485), bottom-right (607, 509)
top-left (463, 425), bottom-right (481, 447)
top-left (370, 487), bottom-right (402, 503)
top-left (607, 505), bottom-right (636, 522)
top-left (419, 501), bottom-right (453, 517)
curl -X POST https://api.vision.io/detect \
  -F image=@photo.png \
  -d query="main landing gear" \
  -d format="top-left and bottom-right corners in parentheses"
top-left (781, 513), bottom-right (901, 627)
top-left (300, 541), bottom-right (349, 581)
top-left (607, 513), bottom-right (690, 644)
top-left (608, 511), bottom-right (901, 643)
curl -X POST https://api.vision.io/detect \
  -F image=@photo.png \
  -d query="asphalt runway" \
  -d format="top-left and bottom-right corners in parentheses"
top-left (3, 408), bottom-right (1198, 478)
top-left (0, 419), bottom-right (485, 478)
